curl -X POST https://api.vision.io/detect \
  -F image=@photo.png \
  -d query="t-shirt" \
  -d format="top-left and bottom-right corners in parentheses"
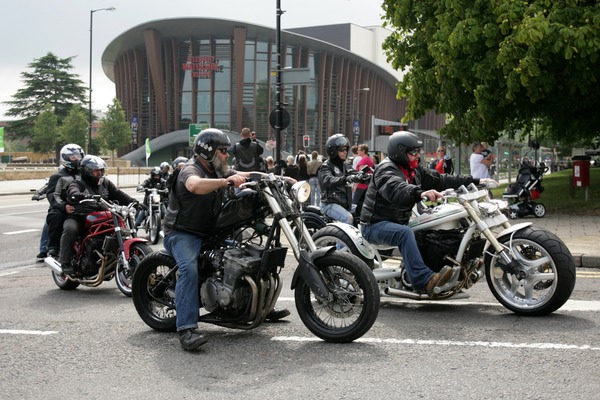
top-left (470, 153), bottom-right (490, 179)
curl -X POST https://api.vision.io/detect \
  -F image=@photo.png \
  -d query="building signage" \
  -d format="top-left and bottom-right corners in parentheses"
top-left (182, 56), bottom-right (224, 79)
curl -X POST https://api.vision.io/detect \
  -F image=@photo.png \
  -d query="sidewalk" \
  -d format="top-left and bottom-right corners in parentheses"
top-left (1, 177), bottom-right (598, 268)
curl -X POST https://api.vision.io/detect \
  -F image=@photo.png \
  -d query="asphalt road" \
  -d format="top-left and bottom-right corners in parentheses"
top-left (2, 190), bottom-right (600, 399)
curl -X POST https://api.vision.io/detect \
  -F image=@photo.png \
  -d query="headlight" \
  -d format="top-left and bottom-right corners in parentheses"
top-left (291, 181), bottom-right (311, 203)
top-left (152, 194), bottom-right (161, 203)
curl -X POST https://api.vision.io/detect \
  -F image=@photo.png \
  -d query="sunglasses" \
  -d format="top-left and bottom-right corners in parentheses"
top-left (338, 147), bottom-right (349, 153)
top-left (407, 148), bottom-right (421, 156)
top-left (217, 148), bottom-right (229, 154)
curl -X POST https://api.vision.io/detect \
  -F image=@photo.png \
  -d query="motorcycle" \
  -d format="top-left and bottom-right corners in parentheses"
top-left (44, 196), bottom-right (153, 297)
top-left (131, 173), bottom-right (380, 343)
top-left (137, 187), bottom-right (168, 244)
top-left (312, 182), bottom-right (576, 316)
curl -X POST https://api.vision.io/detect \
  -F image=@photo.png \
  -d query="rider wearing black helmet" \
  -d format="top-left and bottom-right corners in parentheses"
top-left (59, 155), bottom-right (137, 277)
top-left (318, 134), bottom-right (362, 224)
top-left (360, 131), bottom-right (494, 298)
top-left (43, 143), bottom-right (85, 258)
top-left (135, 166), bottom-right (168, 228)
top-left (162, 128), bottom-right (289, 351)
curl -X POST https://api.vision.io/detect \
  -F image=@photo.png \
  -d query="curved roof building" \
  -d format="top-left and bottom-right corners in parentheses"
top-left (102, 18), bottom-right (444, 163)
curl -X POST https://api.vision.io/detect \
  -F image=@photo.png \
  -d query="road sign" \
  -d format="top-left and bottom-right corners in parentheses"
top-left (269, 109), bottom-right (290, 130)
top-left (189, 123), bottom-right (210, 146)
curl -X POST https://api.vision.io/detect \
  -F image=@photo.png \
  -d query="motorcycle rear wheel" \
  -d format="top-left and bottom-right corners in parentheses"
top-left (52, 271), bottom-right (80, 290)
top-left (294, 251), bottom-right (379, 343)
top-left (484, 226), bottom-right (575, 316)
top-left (115, 242), bottom-right (153, 297)
top-left (131, 251), bottom-right (178, 332)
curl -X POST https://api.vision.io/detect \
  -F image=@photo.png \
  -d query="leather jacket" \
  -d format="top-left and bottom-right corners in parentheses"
top-left (360, 158), bottom-right (477, 225)
top-left (318, 158), bottom-right (352, 210)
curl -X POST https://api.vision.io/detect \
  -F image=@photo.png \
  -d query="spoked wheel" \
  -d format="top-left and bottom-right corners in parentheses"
top-left (312, 225), bottom-right (374, 268)
top-left (131, 251), bottom-right (178, 332)
top-left (294, 251), bottom-right (379, 343)
top-left (115, 242), bottom-right (153, 297)
top-left (532, 202), bottom-right (546, 218)
top-left (484, 226), bottom-right (576, 316)
top-left (148, 212), bottom-right (161, 244)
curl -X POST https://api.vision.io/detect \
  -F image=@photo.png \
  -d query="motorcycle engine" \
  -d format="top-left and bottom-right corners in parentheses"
top-left (80, 237), bottom-right (103, 276)
top-left (200, 246), bottom-right (263, 313)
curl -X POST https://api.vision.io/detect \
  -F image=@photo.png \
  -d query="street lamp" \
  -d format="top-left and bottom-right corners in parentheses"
top-left (353, 87), bottom-right (370, 145)
top-left (88, 6), bottom-right (116, 153)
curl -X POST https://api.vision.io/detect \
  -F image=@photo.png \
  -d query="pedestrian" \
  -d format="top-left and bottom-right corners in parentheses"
top-left (431, 146), bottom-right (454, 174)
top-left (233, 127), bottom-right (264, 172)
top-left (283, 155), bottom-right (299, 180)
top-left (352, 144), bottom-right (374, 216)
top-left (470, 142), bottom-right (493, 179)
top-left (297, 154), bottom-right (309, 181)
top-left (306, 150), bottom-right (323, 206)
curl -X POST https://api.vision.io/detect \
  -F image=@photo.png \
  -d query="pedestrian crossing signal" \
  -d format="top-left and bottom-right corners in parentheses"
top-left (303, 135), bottom-right (310, 148)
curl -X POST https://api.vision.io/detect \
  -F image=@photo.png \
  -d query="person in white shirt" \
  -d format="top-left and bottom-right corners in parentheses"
top-left (469, 142), bottom-right (493, 179)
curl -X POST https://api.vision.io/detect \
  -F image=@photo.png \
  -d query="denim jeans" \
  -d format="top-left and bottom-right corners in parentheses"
top-left (39, 221), bottom-right (49, 253)
top-left (164, 230), bottom-right (203, 331)
top-left (361, 221), bottom-right (433, 291)
top-left (321, 202), bottom-right (353, 224)
top-left (308, 177), bottom-right (321, 206)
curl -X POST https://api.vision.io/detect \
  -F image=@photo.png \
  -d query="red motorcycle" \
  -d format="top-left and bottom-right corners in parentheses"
top-left (44, 196), bottom-right (152, 296)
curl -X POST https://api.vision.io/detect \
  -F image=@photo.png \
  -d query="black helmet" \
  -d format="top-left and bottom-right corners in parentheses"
top-left (59, 143), bottom-right (85, 171)
top-left (387, 131), bottom-right (423, 168)
top-left (150, 166), bottom-right (162, 179)
top-left (172, 156), bottom-right (188, 170)
top-left (193, 128), bottom-right (230, 162)
top-left (80, 155), bottom-right (107, 186)
top-left (325, 134), bottom-right (350, 159)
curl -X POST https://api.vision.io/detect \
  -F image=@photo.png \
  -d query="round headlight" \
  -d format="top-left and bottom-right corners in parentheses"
top-left (291, 181), bottom-right (311, 203)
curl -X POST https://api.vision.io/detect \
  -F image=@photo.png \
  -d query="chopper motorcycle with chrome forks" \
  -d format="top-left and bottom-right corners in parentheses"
top-left (312, 182), bottom-right (576, 316)
top-left (131, 173), bottom-right (379, 342)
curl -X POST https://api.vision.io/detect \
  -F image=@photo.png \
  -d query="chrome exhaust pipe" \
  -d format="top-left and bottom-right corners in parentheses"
top-left (44, 256), bottom-right (63, 275)
top-left (384, 287), bottom-right (426, 300)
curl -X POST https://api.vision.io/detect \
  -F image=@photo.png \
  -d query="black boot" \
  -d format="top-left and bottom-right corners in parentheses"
top-left (178, 328), bottom-right (208, 351)
top-left (265, 307), bottom-right (290, 322)
top-left (61, 263), bottom-right (76, 277)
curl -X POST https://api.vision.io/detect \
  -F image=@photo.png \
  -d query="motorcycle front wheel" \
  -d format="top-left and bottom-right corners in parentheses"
top-left (115, 242), bottom-right (153, 297)
top-left (131, 251), bottom-right (178, 332)
top-left (294, 251), bottom-right (379, 343)
top-left (484, 226), bottom-right (576, 316)
top-left (148, 212), bottom-right (161, 244)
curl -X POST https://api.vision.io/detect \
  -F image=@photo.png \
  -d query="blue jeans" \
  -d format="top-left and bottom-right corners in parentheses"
top-left (39, 221), bottom-right (49, 253)
top-left (361, 221), bottom-right (433, 291)
top-left (308, 177), bottom-right (321, 206)
top-left (321, 202), bottom-right (353, 224)
top-left (164, 230), bottom-right (203, 332)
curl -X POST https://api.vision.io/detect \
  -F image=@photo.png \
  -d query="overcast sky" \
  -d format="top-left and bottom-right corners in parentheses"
top-left (0, 0), bottom-right (386, 120)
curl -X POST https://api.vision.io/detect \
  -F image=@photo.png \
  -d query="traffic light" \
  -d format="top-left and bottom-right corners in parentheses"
top-left (303, 135), bottom-right (310, 148)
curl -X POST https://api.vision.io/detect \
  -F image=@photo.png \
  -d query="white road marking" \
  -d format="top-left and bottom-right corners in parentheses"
top-left (3, 229), bottom-right (40, 235)
top-left (272, 336), bottom-right (600, 351)
top-left (0, 271), bottom-right (19, 277)
top-left (0, 329), bottom-right (58, 335)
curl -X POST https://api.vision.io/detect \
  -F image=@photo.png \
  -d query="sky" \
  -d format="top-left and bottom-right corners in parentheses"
top-left (0, 0), bottom-right (386, 121)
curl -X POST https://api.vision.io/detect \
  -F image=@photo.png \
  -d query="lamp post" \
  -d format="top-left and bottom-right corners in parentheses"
top-left (353, 87), bottom-right (370, 145)
top-left (88, 6), bottom-right (116, 153)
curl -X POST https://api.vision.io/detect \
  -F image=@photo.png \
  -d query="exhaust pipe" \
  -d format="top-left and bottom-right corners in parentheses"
top-left (44, 256), bottom-right (63, 275)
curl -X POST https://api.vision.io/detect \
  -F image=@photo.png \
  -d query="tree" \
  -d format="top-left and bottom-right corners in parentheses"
top-left (3, 52), bottom-right (87, 139)
top-left (99, 98), bottom-right (132, 161)
top-left (30, 105), bottom-right (59, 153)
top-left (61, 107), bottom-right (88, 146)
top-left (382, 0), bottom-right (600, 146)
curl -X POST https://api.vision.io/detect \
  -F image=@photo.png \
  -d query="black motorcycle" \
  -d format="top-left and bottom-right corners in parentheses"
top-left (132, 173), bottom-right (380, 342)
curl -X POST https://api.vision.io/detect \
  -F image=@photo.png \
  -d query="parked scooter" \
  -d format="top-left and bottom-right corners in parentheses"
top-left (312, 182), bottom-right (576, 316)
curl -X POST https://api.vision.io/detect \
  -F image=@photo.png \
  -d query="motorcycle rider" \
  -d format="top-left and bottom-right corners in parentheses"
top-left (359, 131), bottom-right (493, 297)
top-left (159, 161), bottom-right (171, 181)
top-left (60, 155), bottom-right (137, 277)
top-left (318, 134), bottom-right (367, 225)
top-left (135, 166), bottom-right (168, 228)
top-left (163, 128), bottom-right (289, 351)
top-left (45, 143), bottom-right (85, 258)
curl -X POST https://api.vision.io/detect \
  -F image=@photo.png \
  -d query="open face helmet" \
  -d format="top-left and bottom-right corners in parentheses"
top-left (193, 128), bottom-right (231, 163)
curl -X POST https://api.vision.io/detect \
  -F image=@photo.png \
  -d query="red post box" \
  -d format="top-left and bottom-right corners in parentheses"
top-left (572, 155), bottom-right (591, 187)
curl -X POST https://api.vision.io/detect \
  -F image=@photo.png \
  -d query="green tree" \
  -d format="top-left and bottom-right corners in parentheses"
top-left (3, 52), bottom-right (87, 139)
top-left (99, 98), bottom-right (132, 161)
top-left (382, 0), bottom-right (600, 146)
top-left (30, 105), bottom-right (59, 153)
top-left (61, 107), bottom-right (88, 146)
